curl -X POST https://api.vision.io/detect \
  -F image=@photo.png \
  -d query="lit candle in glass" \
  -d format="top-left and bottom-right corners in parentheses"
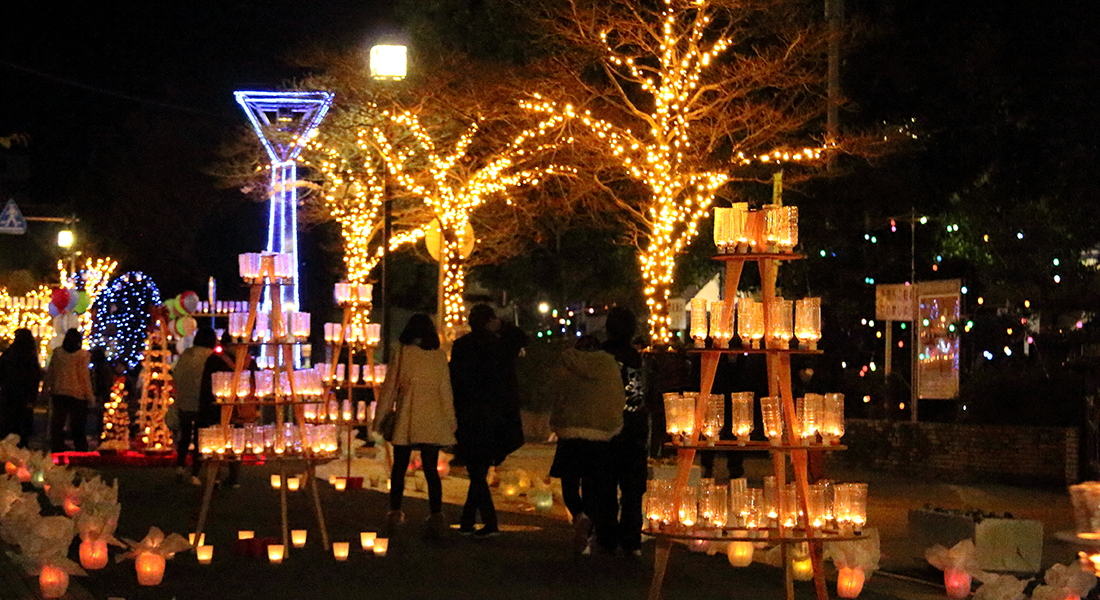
top-left (333, 542), bottom-right (350, 561)
top-left (188, 533), bottom-right (205, 547)
top-left (286, 477), bottom-right (300, 492)
top-left (356, 401), bottom-right (367, 422)
top-left (360, 531), bottom-right (376, 550)
top-left (713, 207), bottom-right (731, 253)
top-left (291, 530), bottom-right (307, 548)
top-left (197, 545), bottom-right (213, 564)
top-left (795, 297), bottom-right (821, 350)
top-left (267, 544), bottom-right (285, 564)
top-left (690, 297), bottom-right (708, 348)
top-left (238, 531), bottom-right (254, 540)
top-left (737, 299), bottom-right (764, 348)
top-left (334, 282), bottom-right (352, 305)
top-left (334, 477), bottom-right (347, 491)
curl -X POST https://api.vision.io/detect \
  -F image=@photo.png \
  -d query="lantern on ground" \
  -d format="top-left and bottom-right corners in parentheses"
top-left (837, 566), bottom-right (866, 598)
top-left (196, 545), bottom-right (213, 564)
top-left (39, 565), bottom-right (69, 598)
top-left (373, 538), bottom-right (389, 556)
top-left (333, 542), bottom-right (350, 561)
top-left (267, 544), bottom-right (285, 564)
top-left (79, 538), bottom-right (109, 570)
top-left (944, 568), bottom-right (971, 599)
top-left (292, 530), bottom-right (308, 548)
top-left (360, 531), bottom-right (376, 550)
top-left (136, 552), bottom-right (166, 586)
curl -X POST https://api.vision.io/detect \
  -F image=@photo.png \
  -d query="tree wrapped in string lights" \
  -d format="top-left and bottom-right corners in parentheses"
top-left (527, 0), bottom-right (831, 343)
top-left (298, 58), bottom-right (580, 338)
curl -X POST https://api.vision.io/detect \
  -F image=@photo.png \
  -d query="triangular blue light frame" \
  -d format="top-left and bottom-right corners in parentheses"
top-left (234, 91), bottom-right (334, 162)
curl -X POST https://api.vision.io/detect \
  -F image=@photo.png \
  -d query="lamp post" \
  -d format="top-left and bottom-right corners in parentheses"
top-left (57, 227), bottom-right (75, 278)
top-left (370, 43), bottom-right (407, 363)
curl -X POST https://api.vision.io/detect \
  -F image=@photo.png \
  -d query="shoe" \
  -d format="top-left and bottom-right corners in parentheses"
top-left (189, 476), bottom-right (202, 486)
top-left (458, 525), bottom-right (476, 536)
top-left (473, 526), bottom-right (500, 538)
top-left (573, 514), bottom-right (593, 554)
top-left (424, 512), bottom-right (447, 540)
top-left (385, 509), bottom-right (405, 536)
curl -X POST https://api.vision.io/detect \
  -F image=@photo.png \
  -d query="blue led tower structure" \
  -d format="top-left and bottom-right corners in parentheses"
top-left (234, 91), bottom-right (334, 319)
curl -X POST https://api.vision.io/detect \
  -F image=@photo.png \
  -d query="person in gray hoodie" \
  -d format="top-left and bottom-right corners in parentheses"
top-left (549, 335), bottom-right (626, 555)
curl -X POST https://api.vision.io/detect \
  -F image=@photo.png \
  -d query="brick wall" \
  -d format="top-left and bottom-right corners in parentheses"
top-left (828, 419), bottom-right (1080, 486)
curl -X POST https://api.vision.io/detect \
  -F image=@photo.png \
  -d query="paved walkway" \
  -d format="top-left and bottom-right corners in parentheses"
top-left (0, 442), bottom-right (1084, 600)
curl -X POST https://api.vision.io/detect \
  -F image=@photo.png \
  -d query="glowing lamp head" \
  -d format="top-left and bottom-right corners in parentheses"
top-left (370, 45), bottom-right (407, 80)
top-left (57, 230), bottom-right (74, 249)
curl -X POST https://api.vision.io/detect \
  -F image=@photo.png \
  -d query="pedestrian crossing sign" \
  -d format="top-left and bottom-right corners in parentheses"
top-left (0, 200), bottom-right (26, 234)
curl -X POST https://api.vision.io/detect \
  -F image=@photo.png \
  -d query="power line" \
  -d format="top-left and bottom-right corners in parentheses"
top-left (0, 59), bottom-right (231, 120)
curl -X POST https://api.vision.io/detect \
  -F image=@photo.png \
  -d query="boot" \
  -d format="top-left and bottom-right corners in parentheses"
top-left (424, 512), bottom-right (447, 540)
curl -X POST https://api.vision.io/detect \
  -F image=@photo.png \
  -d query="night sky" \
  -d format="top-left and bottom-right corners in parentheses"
top-left (1, 1), bottom-right (398, 296)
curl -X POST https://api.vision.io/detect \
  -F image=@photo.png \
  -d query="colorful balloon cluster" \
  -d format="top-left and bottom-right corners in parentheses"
top-left (162, 291), bottom-right (199, 338)
top-left (48, 288), bottom-right (91, 318)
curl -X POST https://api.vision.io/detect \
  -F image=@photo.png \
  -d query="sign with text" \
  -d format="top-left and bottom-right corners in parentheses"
top-left (875, 283), bottom-right (914, 321)
top-left (916, 279), bottom-right (961, 399)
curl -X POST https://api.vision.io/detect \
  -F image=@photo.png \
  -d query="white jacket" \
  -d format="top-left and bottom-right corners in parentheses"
top-left (373, 345), bottom-right (457, 447)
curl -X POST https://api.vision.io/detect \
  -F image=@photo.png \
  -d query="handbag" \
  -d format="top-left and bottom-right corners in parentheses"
top-left (378, 347), bottom-right (403, 443)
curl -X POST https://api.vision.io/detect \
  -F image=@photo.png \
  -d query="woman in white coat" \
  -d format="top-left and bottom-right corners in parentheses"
top-left (373, 313), bottom-right (457, 538)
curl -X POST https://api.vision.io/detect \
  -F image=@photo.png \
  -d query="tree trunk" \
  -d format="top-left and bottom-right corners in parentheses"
top-left (641, 248), bottom-right (677, 345)
top-left (440, 236), bottom-right (467, 340)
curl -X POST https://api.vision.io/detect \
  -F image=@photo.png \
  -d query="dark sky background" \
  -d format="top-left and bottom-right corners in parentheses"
top-left (3, 0), bottom-right (1100, 317)
top-left (0, 1), bottom-right (399, 300)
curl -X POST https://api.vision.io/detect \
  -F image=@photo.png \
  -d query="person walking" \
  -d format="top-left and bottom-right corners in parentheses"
top-left (450, 304), bottom-right (527, 537)
top-left (373, 314), bottom-right (456, 539)
top-left (0, 328), bottom-right (42, 447)
top-left (44, 328), bottom-right (94, 453)
top-left (172, 327), bottom-right (216, 485)
top-left (550, 335), bottom-right (626, 555)
top-left (602, 307), bottom-right (649, 557)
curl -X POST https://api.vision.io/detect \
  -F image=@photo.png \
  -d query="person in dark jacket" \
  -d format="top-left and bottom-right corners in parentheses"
top-left (0, 328), bottom-right (42, 446)
top-left (450, 304), bottom-right (527, 537)
top-left (603, 306), bottom-right (649, 556)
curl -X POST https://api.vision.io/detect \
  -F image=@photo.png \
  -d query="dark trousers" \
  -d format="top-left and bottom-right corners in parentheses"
top-left (461, 459), bottom-right (497, 529)
top-left (390, 445), bottom-right (443, 513)
top-left (50, 394), bottom-right (88, 453)
top-left (0, 401), bottom-right (35, 447)
top-left (554, 439), bottom-right (617, 551)
top-left (176, 411), bottom-right (200, 475)
top-left (613, 411), bottom-right (650, 552)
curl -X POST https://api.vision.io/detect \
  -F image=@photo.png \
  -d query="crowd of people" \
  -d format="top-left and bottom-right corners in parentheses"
top-left (0, 302), bottom-right (653, 556)
top-left (374, 304), bottom-right (648, 555)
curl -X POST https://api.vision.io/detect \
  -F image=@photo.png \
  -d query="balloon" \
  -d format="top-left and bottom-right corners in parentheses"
top-left (174, 316), bottom-right (197, 338)
top-left (48, 303), bottom-right (60, 318)
top-left (163, 297), bottom-right (184, 320)
top-left (51, 289), bottom-right (70, 313)
top-left (178, 291), bottom-right (199, 314)
top-left (74, 291), bottom-right (92, 314)
top-left (65, 289), bottom-right (79, 313)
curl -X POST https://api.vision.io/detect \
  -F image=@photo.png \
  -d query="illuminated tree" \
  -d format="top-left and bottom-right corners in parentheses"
top-left (298, 55), bottom-right (579, 337)
top-left (526, 0), bottom-right (831, 343)
top-left (99, 379), bottom-right (130, 451)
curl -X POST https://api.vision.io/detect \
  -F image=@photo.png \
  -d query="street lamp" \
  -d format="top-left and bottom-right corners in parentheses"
top-left (371, 43), bottom-right (407, 362)
top-left (57, 229), bottom-right (73, 249)
top-left (370, 45), bottom-right (407, 80)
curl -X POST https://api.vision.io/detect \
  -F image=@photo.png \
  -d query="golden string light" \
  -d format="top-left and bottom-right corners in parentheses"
top-left (524, 0), bottom-right (829, 343)
top-left (366, 109), bottom-right (574, 335)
